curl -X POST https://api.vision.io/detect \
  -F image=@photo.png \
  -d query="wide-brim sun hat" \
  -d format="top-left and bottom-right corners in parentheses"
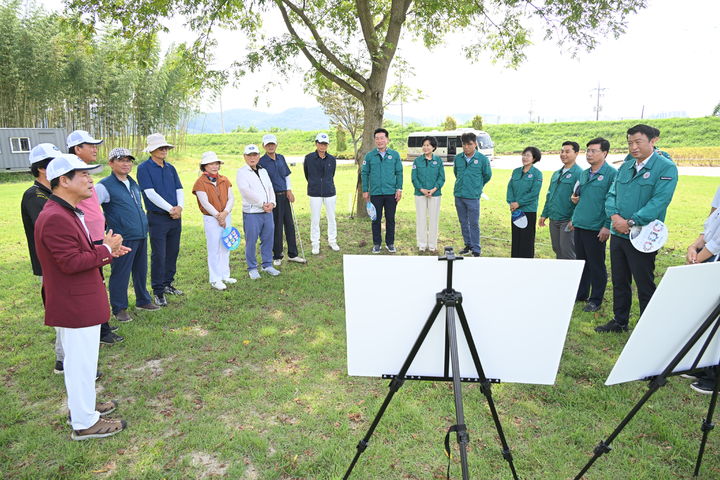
top-left (46, 154), bottom-right (103, 181)
top-left (143, 133), bottom-right (175, 153)
top-left (201, 151), bottom-right (223, 165)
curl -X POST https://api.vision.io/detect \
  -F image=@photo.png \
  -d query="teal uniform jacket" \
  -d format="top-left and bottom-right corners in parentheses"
top-left (621, 148), bottom-right (673, 163)
top-left (571, 162), bottom-right (618, 231)
top-left (540, 163), bottom-right (583, 221)
top-left (453, 151), bottom-right (492, 199)
top-left (411, 154), bottom-right (445, 196)
top-left (605, 151), bottom-right (679, 239)
top-left (506, 166), bottom-right (543, 212)
top-left (361, 148), bottom-right (403, 195)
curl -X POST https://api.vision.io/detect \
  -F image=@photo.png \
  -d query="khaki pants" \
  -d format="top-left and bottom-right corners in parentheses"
top-left (415, 195), bottom-right (441, 250)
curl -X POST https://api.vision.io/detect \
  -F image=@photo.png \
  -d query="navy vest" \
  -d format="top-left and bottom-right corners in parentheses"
top-left (98, 174), bottom-right (149, 240)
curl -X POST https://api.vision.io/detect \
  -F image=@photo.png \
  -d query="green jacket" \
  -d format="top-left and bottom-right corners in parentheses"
top-left (453, 151), bottom-right (492, 199)
top-left (621, 148), bottom-right (673, 163)
top-left (571, 162), bottom-right (618, 231)
top-left (605, 151), bottom-right (678, 239)
top-left (540, 163), bottom-right (583, 221)
top-left (361, 148), bottom-right (403, 195)
top-left (506, 166), bottom-right (543, 212)
top-left (411, 154), bottom-right (445, 196)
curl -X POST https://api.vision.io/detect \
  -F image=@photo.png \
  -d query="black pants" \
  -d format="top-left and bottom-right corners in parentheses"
top-left (511, 211), bottom-right (536, 258)
top-left (574, 228), bottom-right (608, 304)
top-left (610, 235), bottom-right (657, 327)
top-left (272, 192), bottom-right (298, 259)
top-left (92, 239), bottom-right (112, 338)
top-left (148, 212), bottom-right (182, 295)
top-left (370, 194), bottom-right (397, 246)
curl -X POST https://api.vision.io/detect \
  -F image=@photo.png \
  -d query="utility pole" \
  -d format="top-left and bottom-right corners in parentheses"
top-left (591, 83), bottom-right (607, 121)
top-left (528, 98), bottom-right (534, 123)
top-left (219, 93), bottom-right (225, 134)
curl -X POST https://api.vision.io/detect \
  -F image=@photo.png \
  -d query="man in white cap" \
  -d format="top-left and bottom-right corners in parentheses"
top-left (303, 133), bottom-right (339, 255)
top-left (237, 144), bottom-right (280, 279)
top-left (136, 133), bottom-right (184, 306)
top-left (259, 134), bottom-right (306, 265)
top-left (35, 154), bottom-right (129, 440)
top-left (21, 143), bottom-right (63, 373)
top-left (67, 130), bottom-right (123, 345)
top-left (96, 148), bottom-right (160, 323)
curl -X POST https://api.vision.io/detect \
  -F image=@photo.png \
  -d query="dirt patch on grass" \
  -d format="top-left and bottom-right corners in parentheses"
top-left (170, 325), bottom-right (209, 337)
top-left (134, 355), bottom-right (176, 377)
top-left (188, 451), bottom-right (228, 478)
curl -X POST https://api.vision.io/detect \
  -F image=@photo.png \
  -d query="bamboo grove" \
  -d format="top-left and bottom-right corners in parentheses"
top-left (0, 0), bottom-right (209, 151)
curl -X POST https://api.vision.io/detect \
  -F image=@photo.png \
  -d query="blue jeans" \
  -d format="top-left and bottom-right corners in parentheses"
top-left (243, 212), bottom-right (275, 270)
top-left (109, 238), bottom-right (152, 313)
top-left (455, 197), bottom-right (480, 253)
top-left (148, 212), bottom-right (182, 295)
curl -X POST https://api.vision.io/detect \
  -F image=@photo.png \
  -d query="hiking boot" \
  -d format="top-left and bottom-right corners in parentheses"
top-left (115, 310), bottom-right (132, 323)
top-left (67, 400), bottom-right (119, 425)
top-left (164, 285), bottom-right (183, 296)
top-left (71, 417), bottom-right (127, 441)
top-left (154, 294), bottom-right (168, 307)
top-left (136, 303), bottom-right (161, 312)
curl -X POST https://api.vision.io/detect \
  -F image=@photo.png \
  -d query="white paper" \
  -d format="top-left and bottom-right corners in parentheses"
top-left (344, 255), bottom-right (584, 385)
top-left (606, 262), bottom-right (720, 385)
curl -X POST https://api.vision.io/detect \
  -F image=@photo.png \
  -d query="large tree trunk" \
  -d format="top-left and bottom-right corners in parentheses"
top-left (354, 92), bottom-right (385, 217)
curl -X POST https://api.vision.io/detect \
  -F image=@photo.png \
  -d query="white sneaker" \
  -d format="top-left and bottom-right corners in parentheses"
top-left (288, 256), bottom-right (307, 263)
top-left (329, 243), bottom-right (340, 251)
top-left (223, 277), bottom-right (237, 284)
top-left (248, 269), bottom-right (261, 280)
top-left (211, 281), bottom-right (227, 291)
top-left (311, 244), bottom-right (320, 255)
top-left (273, 259), bottom-right (282, 266)
top-left (261, 266), bottom-right (281, 276)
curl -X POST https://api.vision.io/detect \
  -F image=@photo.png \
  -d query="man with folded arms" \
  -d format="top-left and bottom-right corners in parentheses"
top-left (35, 154), bottom-right (129, 440)
top-left (96, 148), bottom-right (160, 323)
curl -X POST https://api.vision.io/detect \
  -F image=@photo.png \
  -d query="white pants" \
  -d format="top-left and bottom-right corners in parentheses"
top-left (203, 214), bottom-right (232, 283)
top-left (309, 196), bottom-right (337, 245)
top-left (415, 195), bottom-right (441, 249)
top-left (57, 324), bottom-right (100, 430)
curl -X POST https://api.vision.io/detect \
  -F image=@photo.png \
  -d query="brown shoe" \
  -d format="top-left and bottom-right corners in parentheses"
top-left (115, 310), bottom-right (133, 323)
top-left (136, 303), bottom-right (161, 312)
top-left (71, 417), bottom-right (127, 441)
top-left (67, 400), bottom-right (119, 425)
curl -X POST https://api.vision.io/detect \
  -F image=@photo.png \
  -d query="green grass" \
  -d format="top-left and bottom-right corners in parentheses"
top-left (1, 158), bottom-right (719, 479)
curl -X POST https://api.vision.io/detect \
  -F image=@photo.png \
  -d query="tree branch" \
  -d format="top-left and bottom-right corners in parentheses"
top-left (356, 0), bottom-right (380, 57)
top-left (274, 0), bottom-right (364, 101)
top-left (379, 0), bottom-right (412, 66)
top-left (276, 0), bottom-right (368, 89)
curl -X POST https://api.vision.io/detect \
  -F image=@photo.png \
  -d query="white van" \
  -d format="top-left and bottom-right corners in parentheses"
top-left (406, 128), bottom-right (494, 163)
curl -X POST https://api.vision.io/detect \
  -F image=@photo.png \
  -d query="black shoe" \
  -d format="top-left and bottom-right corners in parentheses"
top-left (109, 324), bottom-right (119, 332)
top-left (96, 370), bottom-right (103, 381)
top-left (54, 360), bottom-right (64, 374)
top-left (154, 294), bottom-right (168, 307)
top-left (459, 246), bottom-right (472, 256)
top-left (100, 332), bottom-right (124, 345)
top-left (690, 380), bottom-right (716, 395)
top-left (583, 302), bottom-right (601, 312)
top-left (164, 285), bottom-right (184, 296)
top-left (472, 252), bottom-right (481, 257)
top-left (594, 319), bottom-right (628, 333)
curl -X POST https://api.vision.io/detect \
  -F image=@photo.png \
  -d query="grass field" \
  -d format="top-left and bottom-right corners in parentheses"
top-left (1, 157), bottom-right (719, 479)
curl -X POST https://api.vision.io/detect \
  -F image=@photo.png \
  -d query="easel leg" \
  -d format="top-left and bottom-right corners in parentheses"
top-left (694, 364), bottom-right (719, 477)
top-left (456, 304), bottom-right (520, 480)
top-left (343, 300), bottom-right (444, 479)
top-left (445, 305), bottom-right (471, 480)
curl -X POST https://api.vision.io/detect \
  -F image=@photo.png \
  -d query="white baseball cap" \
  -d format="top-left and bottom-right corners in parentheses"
top-left (201, 151), bottom-right (223, 165)
top-left (29, 143), bottom-right (62, 165)
top-left (244, 144), bottom-right (260, 155)
top-left (262, 134), bottom-right (278, 146)
top-left (143, 133), bottom-right (175, 153)
top-left (67, 130), bottom-right (103, 148)
top-left (315, 133), bottom-right (330, 144)
top-left (46, 154), bottom-right (102, 181)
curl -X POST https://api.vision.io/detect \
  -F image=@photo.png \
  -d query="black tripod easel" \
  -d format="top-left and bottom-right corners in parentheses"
top-left (574, 300), bottom-right (720, 479)
top-left (343, 247), bottom-right (519, 480)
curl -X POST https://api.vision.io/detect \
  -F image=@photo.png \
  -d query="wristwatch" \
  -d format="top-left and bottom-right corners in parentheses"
top-left (627, 219), bottom-right (636, 228)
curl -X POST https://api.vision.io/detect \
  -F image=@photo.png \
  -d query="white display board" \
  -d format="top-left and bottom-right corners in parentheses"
top-left (344, 255), bottom-right (584, 385)
top-left (606, 262), bottom-right (720, 385)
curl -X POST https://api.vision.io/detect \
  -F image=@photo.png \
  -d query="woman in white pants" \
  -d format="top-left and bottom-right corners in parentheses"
top-left (192, 151), bottom-right (236, 290)
top-left (411, 136), bottom-right (445, 252)
top-left (303, 133), bottom-right (339, 254)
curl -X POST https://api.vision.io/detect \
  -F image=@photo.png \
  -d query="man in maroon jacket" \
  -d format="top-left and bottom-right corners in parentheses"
top-left (35, 154), bottom-right (129, 440)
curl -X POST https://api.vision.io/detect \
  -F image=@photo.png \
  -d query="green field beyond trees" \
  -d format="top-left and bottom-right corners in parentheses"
top-left (1, 159), bottom-right (719, 478)
top-left (185, 116), bottom-right (720, 165)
